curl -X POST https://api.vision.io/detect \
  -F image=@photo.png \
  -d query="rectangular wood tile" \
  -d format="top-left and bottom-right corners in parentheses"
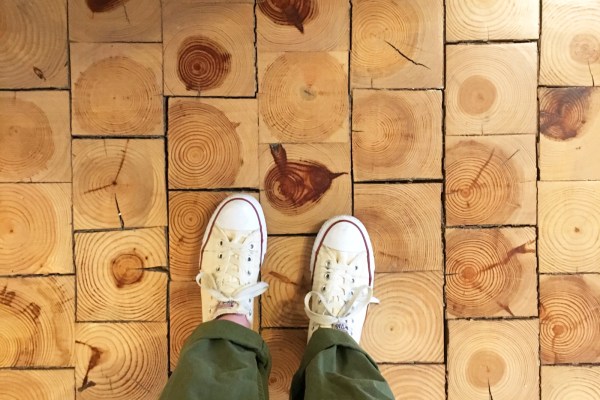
top-left (0, 91), bottom-right (71, 183)
top-left (362, 272), bottom-right (444, 363)
top-left (75, 228), bottom-right (167, 322)
top-left (539, 181), bottom-right (600, 273)
top-left (0, 0), bottom-right (68, 88)
top-left (446, 227), bottom-right (537, 318)
top-left (162, 2), bottom-right (255, 96)
top-left (352, 89), bottom-right (443, 181)
top-left (75, 322), bottom-right (167, 399)
top-left (351, 0), bottom-right (443, 89)
top-left (256, 0), bottom-right (349, 52)
top-left (262, 329), bottom-right (306, 400)
top-left (70, 43), bottom-right (163, 136)
top-left (542, 366), bottom-right (600, 399)
top-left (261, 236), bottom-right (312, 328)
top-left (445, 135), bottom-right (537, 226)
top-left (168, 98), bottom-right (259, 189)
top-left (69, 0), bottom-right (161, 42)
top-left (259, 143), bottom-right (351, 234)
top-left (540, 87), bottom-right (600, 180)
top-left (446, 43), bottom-right (538, 135)
top-left (448, 319), bottom-right (539, 400)
top-left (354, 184), bottom-right (443, 272)
top-left (540, 0), bottom-right (600, 86)
top-left (169, 281), bottom-right (201, 371)
top-left (0, 276), bottom-right (74, 367)
top-left (0, 183), bottom-right (72, 275)
top-left (379, 364), bottom-right (445, 400)
top-left (540, 275), bottom-right (600, 364)
top-left (0, 370), bottom-right (74, 400)
top-left (258, 52), bottom-right (349, 143)
top-left (73, 139), bottom-right (167, 230)
top-left (446, 0), bottom-right (540, 42)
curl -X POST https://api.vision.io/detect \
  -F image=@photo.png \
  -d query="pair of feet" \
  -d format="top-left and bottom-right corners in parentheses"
top-left (195, 194), bottom-right (379, 343)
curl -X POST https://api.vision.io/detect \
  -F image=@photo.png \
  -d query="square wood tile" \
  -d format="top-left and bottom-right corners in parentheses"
top-left (448, 319), bottom-right (539, 400)
top-left (168, 98), bottom-right (259, 189)
top-left (0, 276), bottom-right (74, 367)
top-left (258, 52), bottom-right (349, 143)
top-left (540, 0), bottom-right (600, 86)
top-left (446, 43), bottom-right (538, 135)
top-left (542, 366), bottom-right (600, 399)
top-left (256, 0), bottom-right (349, 52)
top-left (0, 184), bottom-right (72, 275)
top-left (352, 89), bottom-right (443, 181)
top-left (362, 272), bottom-right (444, 363)
top-left (0, 0), bottom-right (68, 88)
top-left (163, 2), bottom-right (255, 96)
top-left (0, 370), bottom-right (74, 400)
top-left (75, 322), bottom-right (167, 399)
top-left (0, 91), bottom-right (71, 182)
top-left (75, 228), bottom-right (167, 322)
top-left (69, 0), bottom-right (161, 42)
top-left (73, 139), bottom-right (167, 230)
top-left (446, 227), bottom-right (537, 318)
top-left (540, 275), bottom-right (600, 364)
top-left (379, 364), bottom-right (445, 400)
top-left (351, 0), bottom-right (443, 89)
top-left (445, 135), bottom-right (537, 226)
top-left (70, 43), bottom-right (163, 136)
top-left (446, 0), bottom-right (539, 42)
top-left (259, 143), bottom-right (351, 234)
top-left (539, 181), bottom-right (600, 273)
top-left (262, 329), bottom-right (306, 400)
top-left (354, 184), bottom-right (443, 272)
top-left (540, 87), bottom-right (600, 180)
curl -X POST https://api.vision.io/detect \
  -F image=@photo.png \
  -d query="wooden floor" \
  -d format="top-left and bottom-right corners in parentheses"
top-left (1, 0), bottom-right (600, 399)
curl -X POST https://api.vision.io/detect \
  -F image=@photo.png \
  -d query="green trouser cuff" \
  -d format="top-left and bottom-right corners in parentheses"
top-left (188, 319), bottom-right (268, 357)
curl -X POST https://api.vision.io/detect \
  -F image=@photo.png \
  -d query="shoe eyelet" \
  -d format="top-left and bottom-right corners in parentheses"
top-left (217, 267), bottom-right (221, 272)
top-left (248, 299), bottom-right (252, 303)
top-left (250, 244), bottom-right (254, 249)
top-left (247, 257), bottom-right (252, 262)
top-left (219, 240), bottom-right (223, 246)
top-left (355, 265), bottom-right (358, 271)
top-left (247, 270), bottom-right (251, 276)
top-left (326, 260), bottom-right (331, 267)
top-left (325, 273), bottom-right (330, 280)
top-left (318, 299), bottom-right (322, 304)
top-left (352, 278), bottom-right (355, 283)
top-left (351, 290), bottom-right (354, 296)
top-left (321, 285), bottom-right (326, 292)
top-left (218, 254), bottom-right (223, 259)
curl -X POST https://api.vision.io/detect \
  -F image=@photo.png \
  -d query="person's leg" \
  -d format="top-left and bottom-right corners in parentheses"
top-left (290, 216), bottom-right (394, 400)
top-left (161, 194), bottom-right (271, 400)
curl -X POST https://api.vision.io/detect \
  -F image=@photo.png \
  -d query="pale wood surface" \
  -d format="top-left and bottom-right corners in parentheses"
top-left (262, 329), bottom-right (306, 400)
top-left (0, 370), bottom-right (74, 400)
top-left (379, 364), bottom-right (446, 400)
top-left (169, 281), bottom-right (202, 371)
top-left (542, 366), bottom-right (600, 399)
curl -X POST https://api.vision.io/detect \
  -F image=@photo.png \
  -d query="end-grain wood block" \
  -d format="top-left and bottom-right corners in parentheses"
top-left (0, 184), bottom-right (72, 275)
top-left (445, 135), bottom-right (537, 226)
top-left (163, 2), bottom-right (255, 96)
top-left (169, 281), bottom-right (201, 370)
top-left (446, 43), bottom-right (538, 135)
top-left (75, 322), bottom-right (167, 399)
top-left (262, 329), bottom-right (306, 400)
top-left (69, 0), bottom-right (161, 42)
top-left (540, 0), bottom-right (600, 86)
top-left (351, 0), bottom-right (443, 89)
top-left (354, 184), bottom-right (442, 272)
top-left (379, 365), bottom-right (445, 400)
top-left (448, 319), bottom-right (539, 400)
top-left (261, 236), bottom-right (312, 328)
top-left (259, 143), bottom-right (351, 234)
top-left (169, 191), bottom-right (259, 281)
top-left (259, 52), bottom-right (349, 143)
top-left (0, 370), bottom-right (73, 400)
top-left (446, 227), bottom-right (537, 318)
top-left (0, 92), bottom-right (70, 182)
top-left (542, 366), bottom-right (600, 399)
top-left (446, 0), bottom-right (539, 42)
top-left (0, 276), bottom-right (74, 367)
top-left (256, 0), bottom-right (349, 52)
top-left (0, 0), bottom-right (67, 88)
top-left (71, 43), bottom-right (163, 136)
top-left (362, 272), bottom-right (444, 363)
top-left (75, 228), bottom-right (167, 322)
top-left (352, 90), bottom-right (442, 181)
top-left (540, 87), bottom-right (600, 180)
top-left (168, 98), bottom-right (259, 189)
top-left (73, 139), bottom-right (166, 230)
top-left (539, 181), bottom-right (600, 273)
top-left (540, 275), bottom-right (600, 364)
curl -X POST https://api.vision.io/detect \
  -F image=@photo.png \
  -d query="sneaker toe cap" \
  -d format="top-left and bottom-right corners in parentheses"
top-left (216, 198), bottom-right (262, 231)
top-left (322, 220), bottom-right (368, 252)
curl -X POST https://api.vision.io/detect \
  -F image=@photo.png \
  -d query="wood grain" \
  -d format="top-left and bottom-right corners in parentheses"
top-left (0, 370), bottom-right (74, 400)
top-left (262, 329), bottom-right (306, 400)
top-left (354, 184), bottom-right (443, 272)
top-left (542, 366), bottom-right (600, 399)
top-left (448, 319), bottom-right (539, 400)
top-left (0, 276), bottom-right (74, 367)
top-left (169, 281), bottom-right (201, 371)
top-left (379, 364), bottom-right (445, 400)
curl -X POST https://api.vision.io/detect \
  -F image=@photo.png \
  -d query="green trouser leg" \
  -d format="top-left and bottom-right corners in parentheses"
top-left (160, 320), bottom-right (271, 400)
top-left (290, 328), bottom-right (395, 400)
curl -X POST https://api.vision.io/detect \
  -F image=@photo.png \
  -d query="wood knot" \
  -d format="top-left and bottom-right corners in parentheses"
top-left (569, 33), bottom-right (600, 64)
top-left (111, 253), bottom-right (144, 288)
top-left (540, 87), bottom-right (593, 141)
top-left (258, 0), bottom-right (316, 33)
top-left (86, 0), bottom-right (131, 13)
top-left (458, 75), bottom-right (498, 116)
top-left (467, 350), bottom-right (506, 388)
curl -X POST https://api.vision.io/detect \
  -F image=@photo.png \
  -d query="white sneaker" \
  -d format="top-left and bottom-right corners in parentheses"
top-left (305, 215), bottom-right (379, 343)
top-left (195, 194), bottom-right (268, 329)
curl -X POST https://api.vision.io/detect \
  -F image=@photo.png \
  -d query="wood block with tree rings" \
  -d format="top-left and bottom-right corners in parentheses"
top-left (379, 364), bottom-right (445, 400)
top-left (262, 329), bottom-right (306, 400)
top-left (169, 281), bottom-right (201, 371)
top-left (0, 370), bottom-right (74, 400)
top-left (541, 366), bottom-right (600, 399)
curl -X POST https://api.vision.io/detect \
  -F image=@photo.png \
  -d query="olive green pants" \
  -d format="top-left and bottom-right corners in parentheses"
top-left (161, 320), bottom-right (394, 400)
